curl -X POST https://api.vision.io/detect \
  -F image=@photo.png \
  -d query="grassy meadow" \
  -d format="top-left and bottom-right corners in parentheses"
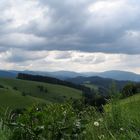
top-left (0, 93), bottom-right (139, 139)
top-left (0, 77), bottom-right (139, 140)
top-left (0, 78), bottom-right (82, 109)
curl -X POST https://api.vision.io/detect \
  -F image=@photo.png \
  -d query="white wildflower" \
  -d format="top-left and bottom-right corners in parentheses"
top-left (75, 119), bottom-right (81, 128)
top-left (94, 121), bottom-right (99, 127)
top-left (120, 128), bottom-right (124, 131)
top-left (75, 121), bottom-right (81, 128)
top-left (63, 111), bottom-right (67, 116)
top-left (38, 125), bottom-right (45, 129)
top-left (83, 131), bottom-right (87, 135)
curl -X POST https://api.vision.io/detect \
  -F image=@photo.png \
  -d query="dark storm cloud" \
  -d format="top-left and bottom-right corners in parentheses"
top-left (0, 0), bottom-right (140, 54)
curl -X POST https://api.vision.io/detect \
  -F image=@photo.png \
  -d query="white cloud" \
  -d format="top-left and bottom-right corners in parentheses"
top-left (0, 50), bottom-right (140, 73)
top-left (0, 0), bottom-right (140, 73)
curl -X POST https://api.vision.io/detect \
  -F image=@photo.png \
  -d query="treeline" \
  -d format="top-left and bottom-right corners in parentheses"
top-left (17, 73), bottom-right (90, 92)
top-left (122, 82), bottom-right (140, 98)
top-left (67, 76), bottom-right (130, 92)
top-left (17, 73), bottom-right (105, 110)
top-left (17, 73), bottom-right (140, 112)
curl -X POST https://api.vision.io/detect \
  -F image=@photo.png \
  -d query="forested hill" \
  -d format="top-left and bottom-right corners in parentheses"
top-left (66, 76), bottom-right (134, 90)
top-left (17, 73), bottom-right (90, 92)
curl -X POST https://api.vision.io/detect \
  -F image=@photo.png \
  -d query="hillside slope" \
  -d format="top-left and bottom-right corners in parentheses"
top-left (120, 94), bottom-right (140, 120)
top-left (0, 78), bottom-right (82, 107)
top-left (105, 93), bottom-right (140, 122)
top-left (0, 88), bottom-right (48, 109)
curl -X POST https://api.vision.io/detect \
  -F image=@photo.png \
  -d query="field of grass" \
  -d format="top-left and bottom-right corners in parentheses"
top-left (119, 94), bottom-right (140, 122)
top-left (0, 77), bottom-right (139, 140)
top-left (106, 93), bottom-right (140, 117)
top-left (0, 88), bottom-right (48, 110)
top-left (85, 93), bottom-right (140, 140)
top-left (0, 93), bottom-right (139, 140)
top-left (0, 78), bottom-right (82, 109)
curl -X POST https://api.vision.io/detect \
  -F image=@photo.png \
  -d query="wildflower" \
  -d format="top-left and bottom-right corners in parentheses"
top-left (120, 128), bottom-right (124, 131)
top-left (38, 125), bottom-right (45, 130)
top-left (63, 111), bottom-right (67, 116)
top-left (82, 131), bottom-right (87, 135)
top-left (75, 119), bottom-right (81, 128)
top-left (94, 121), bottom-right (99, 127)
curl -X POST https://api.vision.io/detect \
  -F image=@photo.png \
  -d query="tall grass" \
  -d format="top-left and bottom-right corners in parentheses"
top-left (0, 94), bottom-right (140, 140)
top-left (0, 119), bottom-right (11, 140)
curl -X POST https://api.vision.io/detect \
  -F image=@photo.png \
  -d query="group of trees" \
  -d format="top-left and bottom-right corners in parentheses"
top-left (17, 73), bottom-right (140, 112)
top-left (82, 87), bottom-right (109, 112)
top-left (17, 73), bottom-right (107, 111)
top-left (122, 83), bottom-right (140, 98)
top-left (18, 73), bottom-right (90, 92)
top-left (0, 84), bottom-right (4, 88)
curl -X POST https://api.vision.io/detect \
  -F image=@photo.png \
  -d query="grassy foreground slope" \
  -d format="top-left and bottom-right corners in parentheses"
top-left (0, 78), bottom-right (82, 108)
top-left (105, 93), bottom-right (140, 119)
top-left (103, 93), bottom-right (140, 139)
top-left (85, 93), bottom-right (140, 140)
top-left (1, 93), bottom-right (140, 140)
top-left (119, 93), bottom-right (140, 121)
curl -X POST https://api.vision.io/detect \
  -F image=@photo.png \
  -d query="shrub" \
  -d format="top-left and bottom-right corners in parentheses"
top-left (0, 94), bottom-right (140, 140)
top-left (7, 103), bottom-right (89, 140)
top-left (13, 87), bottom-right (18, 90)
top-left (0, 85), bottom-right (4, 89)
top-left (122, 83), bottom-right (137, 98)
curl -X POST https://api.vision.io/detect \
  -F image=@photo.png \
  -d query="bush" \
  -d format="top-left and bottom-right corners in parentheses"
top-left (0, 95), bottom-right (140, 140)
top-left (7, 103), bottom-right (90, 140)
top-left (122, 83), bottom-right (137, 98)
top-left (13, 87), bottom-right (18, 90)
top-left (0, 85), bottom-right (4, 89)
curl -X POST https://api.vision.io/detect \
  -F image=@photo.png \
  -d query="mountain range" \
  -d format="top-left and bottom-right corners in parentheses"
top-left (0, 70), bottom-right (140, 82)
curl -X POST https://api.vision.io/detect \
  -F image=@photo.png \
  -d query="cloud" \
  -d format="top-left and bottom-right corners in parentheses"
top-left (0, 49), bottom-right (140, 74)
top-left (1, 49), bottom-right (48, 63)
top-left (0, 0), bottom-right (140, 73)
top-left (0, 0), bottom-right (140, 54)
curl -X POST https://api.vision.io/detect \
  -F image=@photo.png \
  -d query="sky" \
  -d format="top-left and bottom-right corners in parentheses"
top-left (0, 0), bottom-right (140, 73)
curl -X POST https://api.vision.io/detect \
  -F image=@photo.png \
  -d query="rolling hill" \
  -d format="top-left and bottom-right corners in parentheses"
top-left (0, 87), bottom-right (47, 110)
top-left (0, 78), bottom-right (82, 109)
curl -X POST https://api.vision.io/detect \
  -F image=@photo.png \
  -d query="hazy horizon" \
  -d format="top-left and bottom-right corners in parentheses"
top-left (1, 69), bottom-right (140, 75)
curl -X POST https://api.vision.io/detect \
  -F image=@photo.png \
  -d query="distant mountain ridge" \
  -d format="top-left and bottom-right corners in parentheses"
top-left (0, 70), bottom-right (140, 82)
top-left (82, 70), bottom-right (140, 82)
top-left (0, 70), bottom-right (17, 78)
